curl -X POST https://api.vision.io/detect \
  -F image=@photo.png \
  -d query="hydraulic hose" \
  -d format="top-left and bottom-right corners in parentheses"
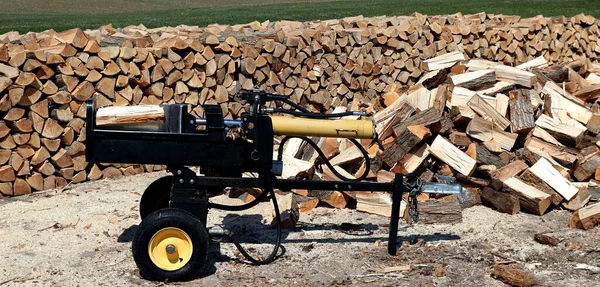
top-left (270, 108), bottom-right (357, 119)
top-left (278, 135), bottom-right (371, 182)
top-left (227, 186), bottom-right (282, 265)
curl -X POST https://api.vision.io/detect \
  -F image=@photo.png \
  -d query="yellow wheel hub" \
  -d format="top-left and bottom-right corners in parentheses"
top-left (148, 227), bottom-right (193, 271)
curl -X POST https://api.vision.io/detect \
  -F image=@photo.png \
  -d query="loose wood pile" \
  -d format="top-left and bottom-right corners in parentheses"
top-left (272, 52), bottom-right (600, 230)
top-left (0, 13), bottom-right (599, 230)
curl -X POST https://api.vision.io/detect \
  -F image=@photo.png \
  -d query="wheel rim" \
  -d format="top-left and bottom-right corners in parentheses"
top-left (148, 227), bottom-right (193, 271)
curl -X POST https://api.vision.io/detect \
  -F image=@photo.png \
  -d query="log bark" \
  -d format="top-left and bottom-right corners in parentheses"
top-left (466, 143), bottom-right (503, 168)
top-left (480, 187), bottom-right (520, 215)
top-left (381, 125), bottom-right (431, 167)
top-left (416, 196), bottom-right (462, 224)
top-left (451, 69), bottom-right (496, 90)
top-left (491, 265), bottom-right (536, 287)
top-left (509, 89), bottom-right (535, 134)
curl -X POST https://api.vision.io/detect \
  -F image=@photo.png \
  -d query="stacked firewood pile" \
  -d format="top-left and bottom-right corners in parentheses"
top-left (0, 12), bottom-right (599, 229)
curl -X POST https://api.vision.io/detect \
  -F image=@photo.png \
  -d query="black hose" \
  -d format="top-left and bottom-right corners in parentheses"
top-left (278, 135), bottom-right (371, 181)
top-left (271, 108), bottom-right (356, 119)
top-left (279, 98), bottom-right (310, 113)
top-left (228, 186), bottom-right (282, 265)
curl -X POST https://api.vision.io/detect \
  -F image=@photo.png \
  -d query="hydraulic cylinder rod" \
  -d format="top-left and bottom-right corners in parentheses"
top-left (195, 118), bottom-right (243, 127)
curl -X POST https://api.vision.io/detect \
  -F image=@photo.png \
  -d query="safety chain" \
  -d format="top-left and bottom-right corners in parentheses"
top-left (403, 176), bottom-right (424, 224)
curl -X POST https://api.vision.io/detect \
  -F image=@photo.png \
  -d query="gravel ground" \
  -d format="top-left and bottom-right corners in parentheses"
top-left (1, 172), bottom-right (599, 286)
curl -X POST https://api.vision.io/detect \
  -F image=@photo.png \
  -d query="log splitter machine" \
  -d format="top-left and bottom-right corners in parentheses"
top-left (85, 82), bottom-right (462, 281)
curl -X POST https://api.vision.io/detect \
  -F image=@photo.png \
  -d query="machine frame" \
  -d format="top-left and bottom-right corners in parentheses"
top-left (85, 88), bottom-right (459, 281)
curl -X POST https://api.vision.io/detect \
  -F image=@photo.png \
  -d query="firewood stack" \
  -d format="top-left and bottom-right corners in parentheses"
top-left (0, 12), bottom-right (599, 229)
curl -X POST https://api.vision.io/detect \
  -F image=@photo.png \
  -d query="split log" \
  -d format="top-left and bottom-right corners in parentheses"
top-left (13, 178), bottom-right (31, 196)
top-left (406, 85), bottom-right (431, 111)
top-left (41, 119), bottom-right (64, 139)
top-left (392, 108), bottom-right (443, 136)
top-left (544, 82), bottom-right (592, 125)
top-left (573, 153), bottom-right (600, 181)
top-left (391, 144), bottom-right (430, 174)
top-left (0, 63), bottom-right (19, 79)
top-left (502, 177), bottom-right (552, 215)
top-left (355, 191), bottom-right (408, 220)
top-left (26, 173), bottom-right (43, 191)
top-left (381, 125), bottom-right (431, 167)
top-left (0, 182), bottom-right (12, 196)
top-left (450, 69), bottom-right (496, 90)
top-left (423, 51), bottom-right (465, 71)
top-left (102, 167), bottom-right (122, 179)
top-left (329, 143), bottom-right (364, 166)
top-left (489, 160), bottom-right (528, 190)
top-left (535, 114), bottom-right (585, 146)
top-left (524, 137), bottom-right (579, 166)
top-left (0, 166), bottom-right (16, 182)
top-left (569, 201), bottom-right (600, 230)
top-left (587, 113), bottom-right (600, 134)
top-left (88, 164), bottom-right (103, 180)
top-left (449, 131), bottom-right (472, 147)
top-left (466, 143), bottom-right (503, 168)
top-left (467, 94), bottom-right (511, 130)
top-left (429, 135), bottom-right (476, 176)
top-left (294, 194), bottom-right (319, 213)
top-left (516, 56), bottom-right (548, 70)
top-left (562, 187), bottom-right (591, 211)
top-left (529, 157), bottom-right (578, 201)
top-left (281, 155), bottom-right (313, 179)
top-left (493, 65), bottom-right (537, 88)
top-left (375, 98), bottom-right (415, 140)
top-left (306, 190), bottom-right (348, 209)
top-left (519, 170), bottom-right (562, 206)
top-left (271, 193), bottom-right (299, 229)
top-left (532, 126), bottom-right (563, 147)
top-left (466, 116), bottom-right (517, 151)
top-left (455, 174), bottom-right (490, 188)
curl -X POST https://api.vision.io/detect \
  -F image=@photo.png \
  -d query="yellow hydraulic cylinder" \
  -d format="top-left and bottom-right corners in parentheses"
top-left (269, 115), bottom-right (375, 139)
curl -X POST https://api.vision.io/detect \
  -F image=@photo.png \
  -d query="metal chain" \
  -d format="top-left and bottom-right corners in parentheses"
top-left (403, 176), bottom-right (424, 224)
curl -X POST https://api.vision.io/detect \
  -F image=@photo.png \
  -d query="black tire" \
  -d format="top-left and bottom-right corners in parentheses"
top-left (132, 208), bottom-right (208, 282)
top-left (139, 176), bottom-right (173, 219)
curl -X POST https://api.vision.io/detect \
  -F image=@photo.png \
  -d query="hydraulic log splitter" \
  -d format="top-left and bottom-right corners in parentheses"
top-left (85, 87), bottom-right (462, 281)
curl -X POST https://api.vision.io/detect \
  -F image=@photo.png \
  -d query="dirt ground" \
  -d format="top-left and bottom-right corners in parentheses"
top-left (1, 172), bottom-right (599, 287)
